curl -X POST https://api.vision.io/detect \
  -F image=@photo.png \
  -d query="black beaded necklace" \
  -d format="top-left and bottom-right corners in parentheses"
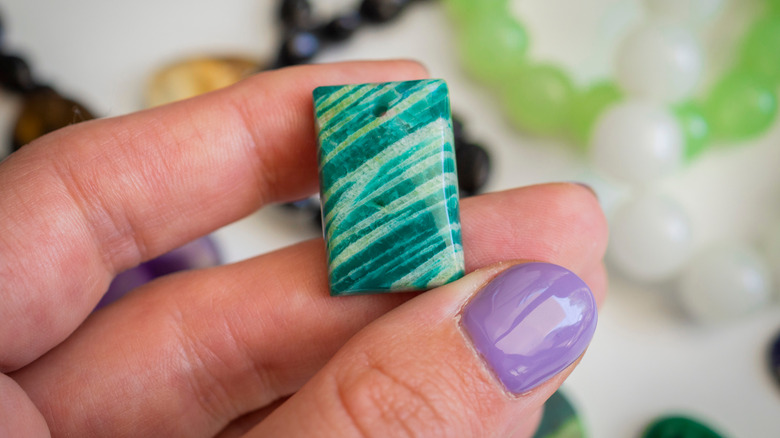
top-left (2, 2), bottom-right (491, 203)
top-left (0, 13), bottom-right (95, 154)
top-left (273, 0), bottom-right (492, 226)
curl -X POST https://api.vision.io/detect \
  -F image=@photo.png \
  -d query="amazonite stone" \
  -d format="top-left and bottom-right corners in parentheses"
top-left (532, 391), bottom-right (585, 438)
top-left (314, 79), bottom-right (465, 296)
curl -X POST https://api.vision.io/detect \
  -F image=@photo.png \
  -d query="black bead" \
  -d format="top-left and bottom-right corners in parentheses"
top-left (455, 141), bottom-right (491, 197)
top-left (451, 114), bottom-right (465, 142)
top-left (0, 54), bottom-right (37, 93)
top-left (276, 30), bottom-right (320, 66)
top-left (279, 0), bottom-right (313, 30)
top-left (360, 0), bottom-right (411, 23)
top-left (770, 328), bottom-right (780, 389)
top-left (323, 11), bottom-right (362, 41)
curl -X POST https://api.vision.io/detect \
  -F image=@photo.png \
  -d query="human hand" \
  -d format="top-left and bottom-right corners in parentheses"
top-left (0, 60), bottom-right (607, 437)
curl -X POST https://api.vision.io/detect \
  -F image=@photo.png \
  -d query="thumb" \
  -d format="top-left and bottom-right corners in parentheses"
top-left (245, 262), bottom-right (599, 438)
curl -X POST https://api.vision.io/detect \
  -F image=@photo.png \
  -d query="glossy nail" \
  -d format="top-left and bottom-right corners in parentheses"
top-left (461, 263), bottom-right (597, 394)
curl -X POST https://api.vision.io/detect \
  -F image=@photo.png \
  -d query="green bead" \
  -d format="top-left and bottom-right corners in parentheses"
top-left (739, 16), bottom-right (780, 85)
top-left (503, 64), bottom-right (574, 136)
top-left (444, 0), bottom-right (508, 21)
top-left (313, 80), bottom-right (465, 296)
top-left (704, 70), bottom-right (778, 141)
top-left (568, 81), bottom-right (622, 147)
top-left (643, 416), bottom-right (723, 438)
top-left (769, 0), bottom-right (780, 14)
top-left (532, 391), bottom-right (585, 438)
top-left (457, 11), bottom-right (529, 84)
top-left (674, 102), bottom-right (710, 161)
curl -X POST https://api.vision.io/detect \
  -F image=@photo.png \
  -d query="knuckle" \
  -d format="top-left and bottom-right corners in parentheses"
top-left (332, 353), bottom-right (469, 438)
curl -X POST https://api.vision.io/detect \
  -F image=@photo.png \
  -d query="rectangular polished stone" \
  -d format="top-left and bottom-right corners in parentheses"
top-left (313, 79), bottom-right (465, 296)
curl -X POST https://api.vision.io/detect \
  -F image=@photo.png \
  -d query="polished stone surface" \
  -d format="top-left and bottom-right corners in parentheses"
top-left (314, 79), bottom-right (464, 296)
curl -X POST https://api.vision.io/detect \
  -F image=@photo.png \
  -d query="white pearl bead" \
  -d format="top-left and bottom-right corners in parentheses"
top-left (608, 193), bottom-right (693, 282)
top-left (615, 23), bottom-right (703, 102)
top-left (679, 243), bottom-right (773, 324)
top-left (591, 101), bottom-right (683, 185)
top-left (645, 0), bottom-right (726, 25)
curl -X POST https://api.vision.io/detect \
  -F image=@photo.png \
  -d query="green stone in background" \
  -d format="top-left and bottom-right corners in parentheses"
top-left (444, 0), bottom-right (508, 21)
top-left (503, 63), bottom-right (574, 137)
top-left (314, 79), bottom-right (464, 296)
top-left (643, 415), bottom-right (725, 438)
top-left (674, 101), bottom-right (711, 161)
top-left (533, 390), bottom-right (586, 438)
top-left (568, 81), bottom-right (622, 148)
top-left (703, 70), bottom-right (778, 141)
top-left (739, 16), bottom-right (780, 85)
top-left (769, 0), bottom-right (780, 15)
top-left (457, 9), bottom-right (529, 85)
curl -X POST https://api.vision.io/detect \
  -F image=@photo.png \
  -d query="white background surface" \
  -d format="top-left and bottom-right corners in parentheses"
top-left (3, 0), bottom-right (780, 436)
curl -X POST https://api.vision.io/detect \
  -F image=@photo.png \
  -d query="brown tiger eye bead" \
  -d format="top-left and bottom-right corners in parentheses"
top-left (12, 87), bottom-right (95, 152)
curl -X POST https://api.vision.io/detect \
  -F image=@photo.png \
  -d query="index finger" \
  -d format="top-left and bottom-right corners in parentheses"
top-left (0, 60), bottom-right (429, 371)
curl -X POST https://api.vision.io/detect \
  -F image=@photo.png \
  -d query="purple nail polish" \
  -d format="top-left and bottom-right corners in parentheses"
top-left (461, 263), bottom-right (597, 394)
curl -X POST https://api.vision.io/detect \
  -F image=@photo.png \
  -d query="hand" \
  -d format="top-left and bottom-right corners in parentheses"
top-left (0, 60), bottom-right (607, 437)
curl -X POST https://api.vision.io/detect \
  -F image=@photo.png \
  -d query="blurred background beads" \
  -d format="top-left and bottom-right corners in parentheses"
top-left (503, 64), bottom-right (573, 137)
top-left (643, 0), bottom-right (726, 25)
top-left (763, 222), bottom-right (780, 290)
top-left (146, 57), bottom-right (256, 107)
top-left (770, 327), bottom-right (780, 389)
top-left (703, 70), bottom-right (778, 142)
top-left (607, 192), bottom-right (693, 282)
top-left (678, 243), bottom-right (773, 324)
top-left (614, 22), bottom-right (703, 103)
top-left (673, 101), bottom-right (710, 161)
top-left (12, 86), bottom-right (94, 152)
top-left (96, 236), bottom-right (222, 310)
top-left (456, 9), bottom-right (529, 84)
top-left (568, 81), bottom-right (623, 148)
top-left (642, 415), bottom-right (724, 438)
top-left (739, 15), bottom-right (780, 85)
top-left (0, 15), bottom-right (95, 154)
top-left (591, 101), bottom-right (683, 184)
top-left (444, 0), bottom-right (780, 328)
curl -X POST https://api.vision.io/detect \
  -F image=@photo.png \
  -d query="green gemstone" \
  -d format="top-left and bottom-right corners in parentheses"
top-left (739, 16), bottom-right (780, 85)
top-left (532, 391), bottom-right (585, 438)
top-left (568, 81), bottom-right (622, 147)
top-left (703, 70), bottom-right (778, 141)
top-left (503, 64), bottom-right (574, 136)
top-left (457, 10), bottom-right (529, 84)
top-left (643, 416), bottom-right (724, 438)
top-left (313, 79), bottom-right (465, 296)
top-left (674, 101), bottom-right (710, 161)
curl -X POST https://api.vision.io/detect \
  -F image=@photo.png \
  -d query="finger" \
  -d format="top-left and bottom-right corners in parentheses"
top-left (246, 261), bottom-right (598, 437)
top-left (14, 183), bottom-right (607, 437)
top-left (0, 374), bottom-right (49, 437)
top-left (0, 60), bottom-right (429, 371)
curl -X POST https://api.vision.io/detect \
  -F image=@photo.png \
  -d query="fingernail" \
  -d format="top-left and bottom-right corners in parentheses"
top-left (461, 263), bottom-right (597, 394)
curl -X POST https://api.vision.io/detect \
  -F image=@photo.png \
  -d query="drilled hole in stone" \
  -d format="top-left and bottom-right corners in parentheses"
top-left (372, 94), bottom-right (394, 117)
top-left (373, 102), bottom-right (389, 117)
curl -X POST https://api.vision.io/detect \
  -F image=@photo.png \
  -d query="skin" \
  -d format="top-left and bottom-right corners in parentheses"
top-left (0, 60), bottom-right (608, 438)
